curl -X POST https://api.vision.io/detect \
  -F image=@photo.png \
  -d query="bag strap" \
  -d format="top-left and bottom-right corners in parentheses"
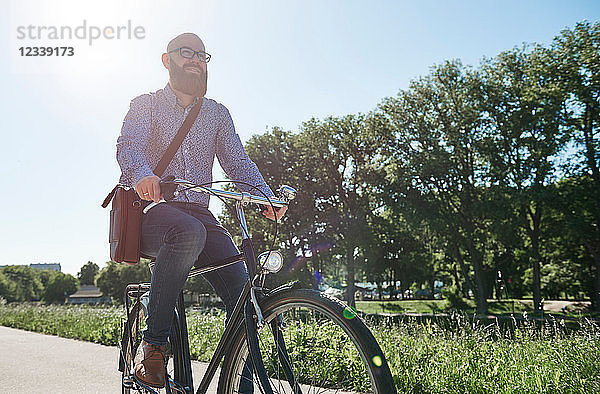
top-left (153, 102), bottom-right (202, 177)
top-left (101, 101), bottom-right (202, 208)
top-left (101, 185), bottom-right (119, 208)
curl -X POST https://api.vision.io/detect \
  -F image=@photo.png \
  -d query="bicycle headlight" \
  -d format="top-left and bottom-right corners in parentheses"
top-left (258, 251), bottom-right (284, 273)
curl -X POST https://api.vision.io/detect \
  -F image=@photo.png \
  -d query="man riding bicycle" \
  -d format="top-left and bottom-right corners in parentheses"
top-left (116, 32), bottom-right (286, 389)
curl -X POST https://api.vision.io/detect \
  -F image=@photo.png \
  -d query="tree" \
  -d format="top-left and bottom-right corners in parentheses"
top-left (227, 121), bottom-right (379, 305)
top-left (217, 21), bottom-right (600, 311)
top-left (0, 265), bottom-right (43, 302)
top-left (0, 271), bottom-right (16, 303)
top-left (295, 115), bottom-right (378, 307)
top-left (78, 261), bottom-right (99, 285)
top-left (377, 60), bottom-right (493, 313)
top-left (183, 274), bottom-right (216, 296)
top-left (97, 261), bottom-right (151, 303)
top-left (546, 176), bottom-right (599, 302)
top-left (42, 272), bottom-right (79, 304)
top-left (367, 208), bottom-right (439, 299)
top-left (479, 45), bottom-right (567, 312)
top-left (218, 126), bottom-right (319, 288)
top-left (554, 21), bottom-right (600, 310)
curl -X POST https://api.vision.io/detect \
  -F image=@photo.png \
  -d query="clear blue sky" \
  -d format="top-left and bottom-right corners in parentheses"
top-left (1, 0), bottom-right (599, 276)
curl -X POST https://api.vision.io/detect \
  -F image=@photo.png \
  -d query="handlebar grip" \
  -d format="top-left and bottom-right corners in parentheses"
top-left (159, 175), bottom-right (177, 200)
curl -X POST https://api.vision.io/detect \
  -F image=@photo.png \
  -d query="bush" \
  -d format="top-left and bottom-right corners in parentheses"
top-left (442, 285), bottom-right (471, 311)
top-left (42, 273), bottom-right (79, 304)
top-left (1, 304), bottom-right (599, 392)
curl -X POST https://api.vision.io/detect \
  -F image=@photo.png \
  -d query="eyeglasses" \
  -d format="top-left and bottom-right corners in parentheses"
top-left (168, 47), bottom-right (211, 63)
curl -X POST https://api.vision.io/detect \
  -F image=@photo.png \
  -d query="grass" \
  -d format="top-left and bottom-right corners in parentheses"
top-left (0, 303), bottom-right (599, 393)
top-left (355, 298), bottom-right (586, 316)
top-left (373, 315), bottom-right (600, 393)
top-left (0, 303), bottom-right (123, 344)
top-left (356, 299), bottom-right (450, 314)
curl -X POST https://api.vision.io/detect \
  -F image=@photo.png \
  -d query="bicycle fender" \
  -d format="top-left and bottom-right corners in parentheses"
top-left (265, 280), bottom-right (301, 297)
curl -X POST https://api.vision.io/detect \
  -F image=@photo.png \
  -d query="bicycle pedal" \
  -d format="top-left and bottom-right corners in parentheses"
top-left (122, 374), bottom-right (135, 388)
top-left (132, 375), bottom-right (161, 394)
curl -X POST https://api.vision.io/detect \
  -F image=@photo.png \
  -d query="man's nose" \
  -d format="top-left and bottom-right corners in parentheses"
top-left (188, 58), bottom-right (204, 66)
top-left (185, 60), bottom-right (202, 68)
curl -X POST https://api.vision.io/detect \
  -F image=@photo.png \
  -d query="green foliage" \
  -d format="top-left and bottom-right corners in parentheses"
top-left (225, 20), bottom-right (600, 314)
top-left (441, 286), bottom-right (472, 311)
top-left (373, 316), bottom-right (600, 393)
top-left (0, 271), bottom-right (16, 303)
top-left (183, 274), bottom-right (216, 296)
top-left (96, 261), bottom-right (151, 303)
top-left (42, 272), bottom-right (79, 304)
top-left (78, 261), bottom-right (99, 285)
top-left (0, 304), bottom-right (123, 345)
top-left (0, 266), bottom-right (78, 304)
top-left (0, 304), bottom-right (598, 392)
top-left (186, 309), bottom-right (226, 361)
top-left (0, 266), bottom-right (44, 302)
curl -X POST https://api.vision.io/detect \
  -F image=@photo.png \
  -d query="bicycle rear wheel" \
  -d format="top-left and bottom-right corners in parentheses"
top-left (120, 298), bottom-right (147, 394)
top-left (119, 292), bottom-right (192, 394)
top-left (219, 288), bottom-right (396, 394)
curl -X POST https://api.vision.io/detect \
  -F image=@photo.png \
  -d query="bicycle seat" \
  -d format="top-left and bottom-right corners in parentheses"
top-left (140, 253), bottom-right (156, 262)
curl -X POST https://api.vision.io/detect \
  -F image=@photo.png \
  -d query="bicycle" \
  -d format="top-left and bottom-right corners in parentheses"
top-left (118, 178), bottom-right (396, 394)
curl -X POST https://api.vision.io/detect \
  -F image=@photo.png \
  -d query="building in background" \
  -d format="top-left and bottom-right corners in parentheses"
top-left (0, 263), bottom-right (62, 272)
top-left (67, 285), bottom-right (112, 304)
top-left (29, 263), bottom-right (61, 272)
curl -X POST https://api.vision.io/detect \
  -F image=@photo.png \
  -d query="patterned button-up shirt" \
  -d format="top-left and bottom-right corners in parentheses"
top-left (116, 83), bottom-right (273, 206)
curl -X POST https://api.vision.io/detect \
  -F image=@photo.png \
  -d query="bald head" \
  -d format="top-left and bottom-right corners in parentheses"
top-left (167, 33), bottom-right (204, 53)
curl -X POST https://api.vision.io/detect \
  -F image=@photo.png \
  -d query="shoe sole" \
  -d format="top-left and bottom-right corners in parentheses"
top-left (134, 374), bottom-right (165, 389)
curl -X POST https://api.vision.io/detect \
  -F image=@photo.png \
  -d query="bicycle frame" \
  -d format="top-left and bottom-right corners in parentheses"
top-left (195, 200), bottom-right (275, 394)
top-left (123, 180), bottom-right (296, 394)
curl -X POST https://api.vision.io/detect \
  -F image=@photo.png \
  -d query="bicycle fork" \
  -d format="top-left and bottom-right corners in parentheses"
top-left (221, 201), bottom-right (299, 394)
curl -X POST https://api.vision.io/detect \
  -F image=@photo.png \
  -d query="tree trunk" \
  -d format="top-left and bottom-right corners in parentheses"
top-left (453, 244), bottom-right (475, 299)
top-left (582, 105), bottom-right (600, 312)
top-left (528, 203), bottom-right (543, 313)
top-left (583, 106), bottom-right (600, 191)
top-left (531, 257), bottom-right (542, 313)
top-left (595, 253), bottom-right (600, 313)
top-left (473, 261), bottom-right (488, 314)
top-left (451, 262), bottom-right (461, 297)
top-left (345, 246), bottom-right (356, 308)
top-left (392, 268), bottom-right (397, 300)
top-left (468, 246), bottom-right (488, 314)
top-left (584, 240), bottom-right (600, 312)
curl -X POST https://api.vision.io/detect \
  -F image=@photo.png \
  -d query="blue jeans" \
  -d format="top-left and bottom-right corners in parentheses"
top-left (140, 201), bottom-right (248, 346)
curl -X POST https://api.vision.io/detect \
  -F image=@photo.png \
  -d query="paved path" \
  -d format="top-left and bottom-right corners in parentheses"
top-left (0, 326), bottom-right (218, 393)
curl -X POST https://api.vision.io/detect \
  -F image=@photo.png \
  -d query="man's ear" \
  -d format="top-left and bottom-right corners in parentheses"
top-left (161, 53), bottom-right (170, 69)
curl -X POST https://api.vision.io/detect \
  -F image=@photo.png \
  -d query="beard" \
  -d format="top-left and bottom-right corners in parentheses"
top-left (168, 60), bottom-right (207, 97)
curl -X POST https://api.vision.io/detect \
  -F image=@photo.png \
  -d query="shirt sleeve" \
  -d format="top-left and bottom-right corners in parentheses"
top-left (215, 104), bottom-right (275, 199)
top-left (116, 94), bottom-right (155, 186)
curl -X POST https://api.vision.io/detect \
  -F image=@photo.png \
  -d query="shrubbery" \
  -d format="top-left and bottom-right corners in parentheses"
top-left (1, 304), bottom-right (599, 392)
top-left (0, 266), bottom-right (78, 304)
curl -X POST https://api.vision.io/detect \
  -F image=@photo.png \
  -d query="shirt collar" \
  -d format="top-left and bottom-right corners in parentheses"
top-left (164, 82), bottom-right (201, 110)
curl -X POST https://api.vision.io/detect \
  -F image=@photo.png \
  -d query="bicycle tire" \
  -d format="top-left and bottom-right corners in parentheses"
top-left (120, 295), bottom-right (191, 394)
top-left (218, 288), bottom-right (396, 394)
top-left (120, 300), bottom-right (146, 394)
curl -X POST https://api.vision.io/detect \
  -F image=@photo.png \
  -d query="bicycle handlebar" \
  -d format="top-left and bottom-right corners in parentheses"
top-left (143, 178), bottom-right (297, 214)
top-left (168, 178), bottom-right (294, 208)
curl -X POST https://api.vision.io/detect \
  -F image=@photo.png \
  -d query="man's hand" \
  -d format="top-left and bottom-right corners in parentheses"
top-left (135, 175), bottom-right (162, 203)
top-left (262, 205), bottom-right (288, 221)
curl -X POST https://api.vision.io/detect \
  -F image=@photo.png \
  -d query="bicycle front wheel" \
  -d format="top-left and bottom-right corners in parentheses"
top-left (219, 288), bottom-right (396, 393)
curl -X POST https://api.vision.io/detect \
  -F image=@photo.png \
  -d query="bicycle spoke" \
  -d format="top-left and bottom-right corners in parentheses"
top-left (218, 289), bottom-right (395, 393)
top-left (248, 305), bottom-right (372, 394)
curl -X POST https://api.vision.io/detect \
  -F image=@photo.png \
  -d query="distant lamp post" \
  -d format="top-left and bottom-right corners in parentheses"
top-left (496, 270), bottom-right (504, 301)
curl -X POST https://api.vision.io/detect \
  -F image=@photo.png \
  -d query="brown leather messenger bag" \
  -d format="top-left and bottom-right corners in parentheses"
top-left (101, 103), bottom-right (201, 264)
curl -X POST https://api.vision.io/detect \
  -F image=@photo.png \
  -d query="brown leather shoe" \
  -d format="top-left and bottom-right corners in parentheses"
top-left (134, 341), bottom-right (167, 388)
